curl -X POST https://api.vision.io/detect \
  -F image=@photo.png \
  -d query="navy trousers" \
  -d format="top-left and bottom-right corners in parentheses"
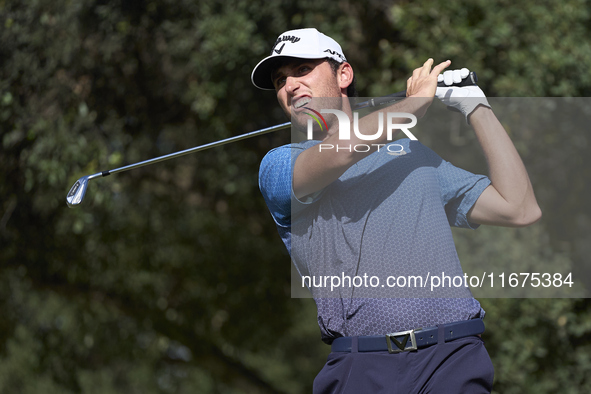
top-left (313, 336), bottom-right (494, 393)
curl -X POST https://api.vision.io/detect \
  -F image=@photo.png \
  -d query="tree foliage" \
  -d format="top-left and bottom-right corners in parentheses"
top-left (1, 0), bottom-right (590, 392)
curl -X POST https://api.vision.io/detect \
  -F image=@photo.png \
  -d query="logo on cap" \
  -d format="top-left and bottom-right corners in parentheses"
top-left (274, 43), bottom-right (286, 55)
top-left (324, 49), bottom-right (345, 62)
top-left (270, 35), bottom-right (301, 55)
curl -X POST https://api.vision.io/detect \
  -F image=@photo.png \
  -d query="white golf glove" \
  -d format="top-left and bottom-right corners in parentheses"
top-left (435, 68), bottom-right (490, 123)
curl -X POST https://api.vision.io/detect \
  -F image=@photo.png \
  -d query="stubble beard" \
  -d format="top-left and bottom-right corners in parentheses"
top-left (288, 86), bottom-right (345, 137)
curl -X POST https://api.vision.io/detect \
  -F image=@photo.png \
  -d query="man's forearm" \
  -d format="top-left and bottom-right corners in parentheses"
top-left (469, 106), bottom-right (542, 225)
top-left (293, 97), bottom-right (431, 199)
top-left (293, 58), bottom-right (450, 200)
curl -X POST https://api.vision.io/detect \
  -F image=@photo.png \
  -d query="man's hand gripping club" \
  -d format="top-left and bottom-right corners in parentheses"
top-left (435, 68), bottom-right (491, 123)
top-left (405, 58), bottom-right (452, 118)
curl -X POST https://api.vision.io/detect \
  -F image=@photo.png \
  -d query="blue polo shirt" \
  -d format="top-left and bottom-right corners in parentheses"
top-left (259, 139), bottom-right (491, 343)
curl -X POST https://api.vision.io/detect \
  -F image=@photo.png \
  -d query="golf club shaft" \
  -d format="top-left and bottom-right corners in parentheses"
top-left (100, 122), bottom-right (291, 178)
top-left (83, 94), bottom-right (405, 181)
top-left (355, 71), bottom-right (478, 110)
top-left (66, 71), bottom-right (478, 207)
top-left (82, 72), bottom-right (479, 180)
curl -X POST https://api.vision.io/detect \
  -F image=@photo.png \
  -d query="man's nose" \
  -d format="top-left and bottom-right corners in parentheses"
top-left (285, 75), bottom-right (300, 95)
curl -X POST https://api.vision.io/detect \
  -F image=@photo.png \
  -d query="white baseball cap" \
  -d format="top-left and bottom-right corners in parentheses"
top-left (251, 28), bottom-right (347, 90)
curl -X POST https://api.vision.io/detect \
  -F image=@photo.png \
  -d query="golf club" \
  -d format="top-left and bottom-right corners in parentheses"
top-left (66, 72), bottom-right (478, 207)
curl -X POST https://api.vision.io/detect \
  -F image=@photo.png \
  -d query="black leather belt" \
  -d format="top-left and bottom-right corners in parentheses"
top-left (331, 319), bottom-right (485, 354)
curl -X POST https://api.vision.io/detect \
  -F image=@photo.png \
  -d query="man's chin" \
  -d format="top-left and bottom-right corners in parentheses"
top-left (290, 116), bottom-right (308, 134)
top-left (288, 109), bottom-right (307, 127)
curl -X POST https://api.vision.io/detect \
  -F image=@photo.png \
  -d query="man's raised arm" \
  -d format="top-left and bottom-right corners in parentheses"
top-left (293, 59), bottom-right (451, 200)
top-left (435, 78), bottom-right (542, 227)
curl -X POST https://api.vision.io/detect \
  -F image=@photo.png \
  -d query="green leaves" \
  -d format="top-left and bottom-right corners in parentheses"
top-left (1, 0), bottom-right (591, 392)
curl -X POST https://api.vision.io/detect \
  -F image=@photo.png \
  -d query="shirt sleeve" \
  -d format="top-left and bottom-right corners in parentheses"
top-left (258, 142), bottom-right (324, 228)
top-left (420, 143), bottom-right (491, 229)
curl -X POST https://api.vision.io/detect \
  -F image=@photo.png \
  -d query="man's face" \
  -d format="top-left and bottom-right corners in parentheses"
top-left (272, 59), bottom-right (344, 132)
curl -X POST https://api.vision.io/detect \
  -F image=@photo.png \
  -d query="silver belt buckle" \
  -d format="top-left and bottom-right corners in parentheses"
top-left (385, 329), bottom-right (418, 354)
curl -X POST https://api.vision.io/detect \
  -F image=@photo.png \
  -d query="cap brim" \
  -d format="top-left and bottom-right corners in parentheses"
top-left (251, 54), bottom-right (329, 90)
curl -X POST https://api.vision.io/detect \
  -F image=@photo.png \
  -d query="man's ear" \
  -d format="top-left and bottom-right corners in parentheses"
top-left (338, 62), bottom-right (354, 91)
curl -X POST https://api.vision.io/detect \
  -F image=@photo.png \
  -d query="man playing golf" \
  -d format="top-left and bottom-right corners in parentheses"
top-left (252, 28), bottom-right (541, 393)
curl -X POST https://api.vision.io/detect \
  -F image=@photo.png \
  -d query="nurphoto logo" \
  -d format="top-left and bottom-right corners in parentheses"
top-left (305, 109), bottom-right (417, 155)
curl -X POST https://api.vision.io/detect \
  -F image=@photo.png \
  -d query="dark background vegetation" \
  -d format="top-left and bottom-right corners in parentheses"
top-left (1, 0), bottom-right (590, 392)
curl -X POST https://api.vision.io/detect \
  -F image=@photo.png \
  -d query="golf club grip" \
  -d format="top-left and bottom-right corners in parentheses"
top-left (358, 71), bottom-right (478, 109)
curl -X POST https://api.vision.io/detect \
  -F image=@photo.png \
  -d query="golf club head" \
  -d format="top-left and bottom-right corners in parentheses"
top-left (66, 176), bottom-right (90, 208)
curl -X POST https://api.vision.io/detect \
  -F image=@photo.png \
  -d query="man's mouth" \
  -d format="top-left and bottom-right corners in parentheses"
top-left (293, 97), bottom-right (311, 109)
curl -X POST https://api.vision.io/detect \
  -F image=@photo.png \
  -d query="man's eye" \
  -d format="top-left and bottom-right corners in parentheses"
top-left (275, 77), bottom-right (286, 87)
